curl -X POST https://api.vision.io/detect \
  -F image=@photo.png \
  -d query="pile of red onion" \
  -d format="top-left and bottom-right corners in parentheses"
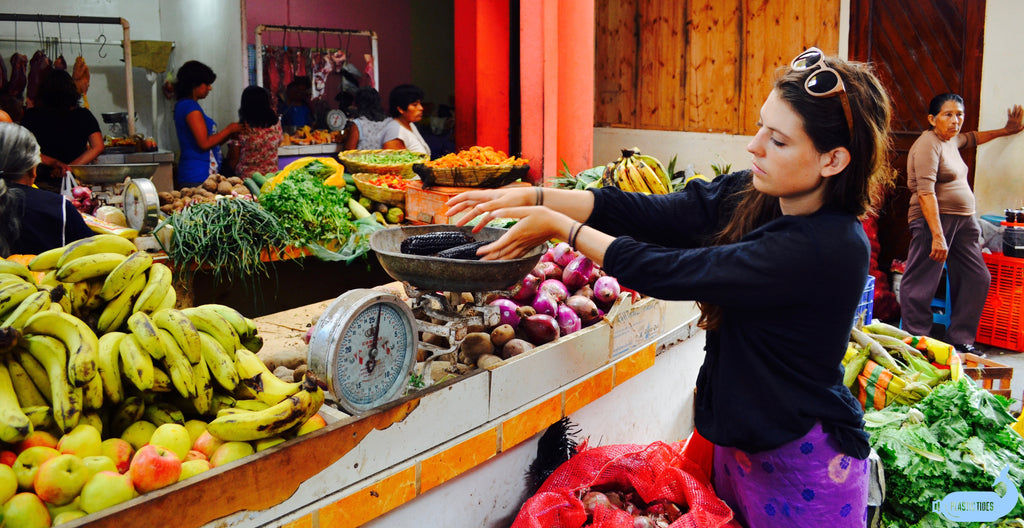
top-left (70, 186), bottom-right (95, 214)
top-left (490, 242), bottom-right (623, 347)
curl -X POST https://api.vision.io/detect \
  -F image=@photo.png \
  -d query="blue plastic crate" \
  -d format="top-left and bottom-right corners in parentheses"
top-left (855, 275), bottom-right (875, 326)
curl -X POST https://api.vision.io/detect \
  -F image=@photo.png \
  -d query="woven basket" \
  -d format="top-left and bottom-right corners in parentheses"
top-left (353, 173), bottom-right (406, 207)
top-left (412, 163), bottom-right (530, 188)
top-left (337, 149), bottom-right (428, 179)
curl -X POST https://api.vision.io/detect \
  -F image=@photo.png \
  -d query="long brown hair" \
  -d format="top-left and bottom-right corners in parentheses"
top-left (697, 53), bottom-right (893, 331)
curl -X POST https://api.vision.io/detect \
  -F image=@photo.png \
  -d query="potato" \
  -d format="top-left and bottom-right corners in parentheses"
top-left (202, 178), bottom-right (218, 192)
top-left (500, 339), bottom-right (534, 360)
top-left (428, 361), bottom-right (468, 383)
top-left (160, 204), bottom-right (175, 215)
top-left (227, 176), bottom-right (243, 186)
top-left (476, 354), bottom-right (504, 370)
top-left (292, 364), bottom-right (308, 382)
top-left (421, 332), bottom-right (448, 348)
top-left (257, 349), bottom-right (307, 372)
top-left (171, 190), bottom-right (181, 199)
top-left (158, 191), bottom-right (174, 204)
top-left (490, 324), bottom-right (516, 349)
top-left (217, 181), bottom-right (234, 194)
top-left (232, 184), bottom-right (250, 195)
top-left (273, 365), bottom-right (294, 382)
top-left (460, 332), bottom-right (494, 363)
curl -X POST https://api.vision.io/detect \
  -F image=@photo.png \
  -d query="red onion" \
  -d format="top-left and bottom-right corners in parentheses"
top-left (532, 261), bottom-right (563, 281)
top-left (550, 242), bottom-right (576, 268)
top-left (510, 273), bottom-right (540, 303)
top-left (589, 266), bottom-right (604, 286)
top-left (574, 284), bottom-right (594, 300)
top-left (539, 251), bottom-right (554, 264)
top-left (521, 314), bottom-right (560, 345)
top-left (593, 276), bottom-right (621, 305)
top-left (562, 255), bottom-right (594, 291)
top-left (556, 304), bottom-right (581, 336)
top-left (302, 327), bottom-right (314, 344)
top-left (566, 295), bottom-right (600, 324)
top-left (531, 292), bottom-right (558, 316)
top-left (71, 185), bottom-right (92, 200)
top-left (538, 279), bottom-right (569, 303)
top-left (489, 298), bottom-right (521, 327)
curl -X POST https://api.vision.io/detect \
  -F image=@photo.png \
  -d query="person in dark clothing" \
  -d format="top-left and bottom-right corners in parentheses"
top-left (446, 48), bottom-right (893, 527)
top-left (20, 69), bottom-right (104, 192)
top-left (0, 122), bottom-right (94, 257)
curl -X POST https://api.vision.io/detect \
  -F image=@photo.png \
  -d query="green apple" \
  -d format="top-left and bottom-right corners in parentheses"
top-left (78, 412), bottom-right (104, 437)
top-left (79, 471), bottom-right (136, 514)
top-left (52, 510), bottom-right (88, 525)
top-left (45, 496), bottom-right (81, 520)
top-left (254, 436), bottom-right (286, 452)
top-left (2, 492), bottom-right (51, 528)
top-left (191, 430), bottom-right (225, 459)
top-left (147, 423), bottom-right (191, 461)
top-left (82, 455), bottom-right (118, 481)
top-left (57, 424), bottom-right (102, 458)
top-left (99, 438), bottom-right (134, 474)
top-left (0, 463), bottom-right (17, 504)
top-left (209, 441), bottom-right (254, 468)
top-left (129, 444), bottom-right (181, 493)
top-left (183, 420), bottom-right (207, 445)
top-left (34, 454), bottom-right (89, 506)
top-left (178, 459), bottom-right (211, 481)
top-left (12, 446), bottom-right (60, 490)
top-left (120, 421), bottom-right (157, 451)
top-left (14, 431), bottom-right (58, 453)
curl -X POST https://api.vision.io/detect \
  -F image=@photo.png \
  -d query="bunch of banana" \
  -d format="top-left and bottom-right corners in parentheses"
top-left (601, 148), bottom-right (673, 195)
top-left (206, 372), bottom-right (324, 442)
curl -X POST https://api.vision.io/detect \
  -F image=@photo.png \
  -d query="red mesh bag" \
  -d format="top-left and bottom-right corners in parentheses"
top-left (511, 435), bottom-right (741, 528)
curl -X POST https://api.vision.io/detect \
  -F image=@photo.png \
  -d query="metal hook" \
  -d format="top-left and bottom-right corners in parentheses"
top-left (57, 22), bottom-right (64, 57)
top-left (76, 22), bottom-right (83, 57)
top-left (97, 32), bottom-right (107, 59)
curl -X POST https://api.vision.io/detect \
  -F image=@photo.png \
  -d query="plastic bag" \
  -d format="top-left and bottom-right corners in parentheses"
top-left (304, 216), bottom-right (384, 263)
top-left (60, 170), bottom-right (79, 201)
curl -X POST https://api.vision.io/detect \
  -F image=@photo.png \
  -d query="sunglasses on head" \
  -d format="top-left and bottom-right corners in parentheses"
top-left (790, 47), bottom-right (854, 137)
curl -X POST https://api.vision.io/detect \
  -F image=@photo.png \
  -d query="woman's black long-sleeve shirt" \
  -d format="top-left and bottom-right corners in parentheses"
top-left (586, 171), bottom-right (870, 458)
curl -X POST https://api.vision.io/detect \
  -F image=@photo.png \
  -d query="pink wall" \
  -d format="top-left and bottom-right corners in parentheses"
top-left (244, 0), bottom-right (413, 103)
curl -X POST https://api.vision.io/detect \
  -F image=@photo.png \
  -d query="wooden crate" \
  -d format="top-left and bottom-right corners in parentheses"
top-left (960, 352), bottom-right (1013, 398)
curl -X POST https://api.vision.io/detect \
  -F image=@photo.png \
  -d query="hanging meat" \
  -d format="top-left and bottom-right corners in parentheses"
top-left (72, 56), bottom-right (90, 95)
top-left (7, 53), bottom-right (28, 99)
top-left (26, 50), bottom-right (53, 105)
top-left (263, 46), bottom-right (280, 98)
top-left (54, 54), bottom-right (67, 71)
top-left (280, 48), bottom-right (295, 92)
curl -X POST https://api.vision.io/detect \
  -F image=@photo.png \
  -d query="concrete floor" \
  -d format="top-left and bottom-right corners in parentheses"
top-left (973, 342), bottom-right (1024, 413)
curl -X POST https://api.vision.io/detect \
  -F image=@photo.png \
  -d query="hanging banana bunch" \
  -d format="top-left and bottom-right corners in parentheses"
top-left (599, 148), bottom-right (673, 195)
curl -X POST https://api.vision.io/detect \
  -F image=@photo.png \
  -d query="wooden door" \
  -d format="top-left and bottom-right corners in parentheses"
top-left (849, 0), bottom-right (986, 270)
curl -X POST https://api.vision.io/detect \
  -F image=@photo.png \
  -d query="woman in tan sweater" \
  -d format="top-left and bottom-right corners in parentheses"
top-left (901, 94), bottom-right (1023, 354)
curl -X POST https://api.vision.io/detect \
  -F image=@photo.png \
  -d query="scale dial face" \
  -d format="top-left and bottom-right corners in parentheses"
top-left (122, 178), bottom-right (159, 234)
top-left (327, 109), bottom-right (348, 131)
top-left (308, 289), bottom-right (418, 414)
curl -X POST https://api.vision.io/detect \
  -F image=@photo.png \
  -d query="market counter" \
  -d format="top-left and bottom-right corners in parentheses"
top-left (69, 296), bottom-right (705, 528)
top-left (94, 149), bottom-right (174, 193)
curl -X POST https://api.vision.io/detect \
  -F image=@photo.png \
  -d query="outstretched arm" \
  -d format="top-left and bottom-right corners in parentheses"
top-left (975, 104), bottom-right (1023, 145)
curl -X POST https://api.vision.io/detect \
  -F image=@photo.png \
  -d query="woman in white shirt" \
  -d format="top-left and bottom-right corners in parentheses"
top-left (381, 84), bottom-right (431, 157)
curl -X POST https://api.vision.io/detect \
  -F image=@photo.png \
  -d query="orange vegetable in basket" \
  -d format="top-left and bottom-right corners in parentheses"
top-left (426, 146), bottom-right (529, 168)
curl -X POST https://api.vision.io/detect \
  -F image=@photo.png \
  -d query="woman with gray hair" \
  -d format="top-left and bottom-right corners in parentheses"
top-left (0, 122), bottom-right (94, 257)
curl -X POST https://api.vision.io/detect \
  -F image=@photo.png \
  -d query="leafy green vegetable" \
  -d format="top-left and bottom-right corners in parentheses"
top-left (259, 172), bottom-right (354, 248)
top-left (866, 378), bottom-right (1024, 527)
top-left (552, 159), bottom-right (605, 190)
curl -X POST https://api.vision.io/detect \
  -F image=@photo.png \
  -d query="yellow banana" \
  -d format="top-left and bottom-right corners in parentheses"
top-left (14, 349), bottom-right (50, 403)
top-left (21, 405), bottom-right (54, 430)
top-left (191, 356), bottom-right (214, 415)
top-left (27, 246), bottom-right (65, 272)
top-left (601, 162), bottom-right (617, 189)
top-left (155, 287), bottom-right (177, 311)
top-left (118, 333), bottom-right (155, 391)
top-left (95, 272), bottom-right (148, 334)
top-left (637, 154), bottom-right (673, 193)
top-left (233, 399), bottom-right (270, 411)
top-left (634, 157), bottom-right (669, 194)
top-left (143, 401), bottom-right (185, 426)
top-left (155, 328), bottom-right (196, 399)
top-left (216, 407), bottom-right (251, 418)
top-left (182, 307), bottom-right (241, 359)
top-left (0, 259), bottom-right (37, 284)
top-left (200, 304), bottom-right (253, 339)
top-left (198, 331), bottom-right (239, 392)
top-left (234, 349), bottom-right (301, 405)
top-left (96, 332), bottom-right (126, 405)
top-left (99, 251), bottom-right (153, 301)
top-left (613, 161), bottom-right (633, 192)
top-left (48, 284), bottom-right (72, 313)
top-left (22, 310), bottom-right (98, 388)
top-left (82, 278), bottom-right (106, 312)
top-left (65, 281), bottom-right (90, 315)
top-left (205, 374), bottom-right (322, 442)
top-left (209, 393), bottom-right (237, 416)
top-left (82, 371), bottom-right (104, 410)
top-left (19, 334), bottom-right (82, 433)
top-left (133, 263), bottom-right (172, 314)
top-left (55, 252), bottom-right (127, 283)
top-left (624, 158), bottom-right (652, 193)
top-left (151, 365), bottom-right (173, 393)
top-left (108, 396), bottom-right (145, 437)
top-left (2, 290), bottom-right (51, 330)
top-left (38, 270), bottom-right (59, 287)
top-left (0, 281), bottom-right (38, 319)
top-left (152, 308), bottom-right (201, 364)
top-left (79, 410), bottom-right (104, 436)
top-left (127, 311), bottom-right (165, 360)
top-left (5, 356), bottom-right (48, 408)
top-left (56, 234), bottom-right (137, 269)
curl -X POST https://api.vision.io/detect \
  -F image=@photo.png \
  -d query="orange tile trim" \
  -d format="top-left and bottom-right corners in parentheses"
top-left (420, 428), bottom-right (500, 493)
top-left (564, 367), bottom-right (615, 416)
top-left (614, 342), bottom-right (656, 386)
top-left (317, 466), bottom-right (417, 528)
top-left (501, 395), bottom-right (563, 451)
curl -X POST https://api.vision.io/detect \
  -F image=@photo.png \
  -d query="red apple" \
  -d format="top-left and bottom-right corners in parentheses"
top-left (15, 431), bottom-right (59, 453)
top-left (296, 414), bottom-right (327, 436)
top-left (1, 492), bottom-right (51, 528)
top-left (34, 454), bottom-right (89, 506)
top-left (191, 430), bottom-right (225, 460)
top-left (184, 450), bottom-right (208, 462)
top-left (100, 438), bottom-right (134, 474)
top-left (129, 444), bottom-right (181, 493)
top-left (80, 471), bottom-right (136, 514)
top-left (0, 450), bottom-right (17, 466)
top-left (148, 423), bottom-right (191, 461)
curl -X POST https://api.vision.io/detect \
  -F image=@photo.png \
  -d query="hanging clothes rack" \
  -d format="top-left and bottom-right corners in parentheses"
top-left (0, 14), bottom-right (137, 135)
top-left (254, 24), bottom-right (379, 90)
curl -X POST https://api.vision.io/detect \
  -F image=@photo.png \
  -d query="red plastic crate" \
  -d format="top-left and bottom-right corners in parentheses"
top-left (976, 252), bottom-right (1024, 351)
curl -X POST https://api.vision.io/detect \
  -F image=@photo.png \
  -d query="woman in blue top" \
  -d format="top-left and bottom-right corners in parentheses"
top-left (448, 49), bottom-right (893, 527)
top-left (173, 60), bottom-right (240, 187)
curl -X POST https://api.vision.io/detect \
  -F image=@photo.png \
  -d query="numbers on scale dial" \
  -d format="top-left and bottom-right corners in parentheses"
top-left (335, 303), bottom-right (410, 405)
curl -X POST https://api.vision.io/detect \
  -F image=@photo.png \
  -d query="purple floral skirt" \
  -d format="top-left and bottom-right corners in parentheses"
top-left (712, 422), bottom-right (869, 527)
